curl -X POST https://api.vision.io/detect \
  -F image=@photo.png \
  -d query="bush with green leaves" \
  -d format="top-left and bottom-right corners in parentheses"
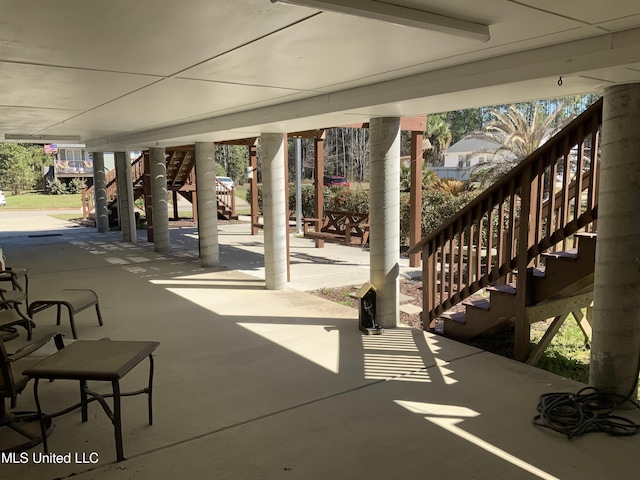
top-left (249, 182), bottom-right (477, 246)
top-left (249, 184), bottom-right (369, 218)
top-left (400, 188), bottom-right (478, 244)
top-left (66, 177), bottom-right (87, 194)
top-left (45, 178), bottom-right (67, 195)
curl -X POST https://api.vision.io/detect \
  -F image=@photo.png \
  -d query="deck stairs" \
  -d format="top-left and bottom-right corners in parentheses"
top-left (409, 98), bottom-right (603, 361)
top-left (82, 146), bottom-right (237, 223)
top-left (440, 232), bottom-right (596, 342)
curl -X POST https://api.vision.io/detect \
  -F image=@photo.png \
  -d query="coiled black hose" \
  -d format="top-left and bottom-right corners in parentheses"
top-left (533, 387), bottom-right (640, 438)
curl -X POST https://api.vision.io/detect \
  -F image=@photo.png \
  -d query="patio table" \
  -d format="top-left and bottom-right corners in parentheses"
top-left (24, 339), bottom-right (159, 462)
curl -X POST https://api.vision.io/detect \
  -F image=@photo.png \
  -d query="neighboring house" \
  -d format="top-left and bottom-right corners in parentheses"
top-left (443, 135), bottom-right (502, 168)
top-left (45, 145), bottom-right (117, 187)
top-left (432, 135), bottom-right (503, 181)
top-left (45, 144), bottom-right (93, 186)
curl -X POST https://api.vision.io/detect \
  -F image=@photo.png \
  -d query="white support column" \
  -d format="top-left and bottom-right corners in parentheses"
top-left (149, 147), bottom-right (170, 253)
top-left (590, 84), bottom-right (640, 398)
top-left (115, 151), bottom-right (137, 243)
top-left (369, 117), bottom-right (401, 329)
top-left (92, 152), bottom-right (109, 234)
top-left (261, 133), bottom-right (287, 290)
top-left (195, 142), bottom-right (220, 267)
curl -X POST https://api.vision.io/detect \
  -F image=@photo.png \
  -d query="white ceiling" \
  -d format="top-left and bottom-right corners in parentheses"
top-left (2, 0), bottom-right (640, 150)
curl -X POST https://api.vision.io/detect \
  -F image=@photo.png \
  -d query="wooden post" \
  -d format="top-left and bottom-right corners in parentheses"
top-left (409, 131), bottom-right (423, 267)
top-left (190, 166), bottom-right (198, 223)
top-left (314, 134), bottom-right (325, 248)
top-left (172, 191), bottom-right (179, 220)
top-left (514, 166), bottom-right (535, 361)
top-left (143, 151), bottom-right (153, 242)
top-left (284, 134), bottom-right (290, 282)
top-left (250, 143), bottom-right (259, 235)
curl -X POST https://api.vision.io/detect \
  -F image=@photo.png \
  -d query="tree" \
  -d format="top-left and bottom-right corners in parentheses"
top-left (0, 144), bottom-right (36, 194)
top-left (215, 145), bottom-right (248, 185)
top-left (470, 102), bottom-right (571, 186)
top-left (445, 108), bottom-right (484, 144)
top-left (424, 114), bottom-right (452, 166)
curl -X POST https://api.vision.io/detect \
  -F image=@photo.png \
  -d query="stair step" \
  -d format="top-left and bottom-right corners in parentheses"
top-left (462, 298), bottom-right (490, 310)
top-left (439, 311), bottom-right (465, 324)
top-left (542, 249), bottom-right (577, 260)
top-left (486, 284), bottom-right (516, 295)
top-left (574, 232), bottom-right (597, 239)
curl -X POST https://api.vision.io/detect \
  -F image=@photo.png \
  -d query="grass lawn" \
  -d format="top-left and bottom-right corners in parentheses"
top-left (235, 184), bottom-right (249, 201)
top-left (4, 191), bottom-right (83, 209)
top-left (531, 316), bottom-right (590, 384)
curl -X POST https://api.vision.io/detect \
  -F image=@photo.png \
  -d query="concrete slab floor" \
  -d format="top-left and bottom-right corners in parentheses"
top-left (1, 213), bottom-right (639, 480)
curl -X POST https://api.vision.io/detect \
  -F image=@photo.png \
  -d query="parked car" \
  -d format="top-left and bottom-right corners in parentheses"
top-left (216, 176), bottom-right (235, 192)
top-left (0, 190), bottom-right (5, 207)
top-left (323, 175), bottom-right (350, 188)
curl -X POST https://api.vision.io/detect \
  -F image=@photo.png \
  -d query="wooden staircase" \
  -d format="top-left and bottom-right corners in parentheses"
top-left (441, 232), bottom-right (596, 341)
top-left (82, 146), bottom-right (237, 224)
top-left (409, 98), bottom-right (602, 361)
top-left (82, 154), bottom-right (145, 223)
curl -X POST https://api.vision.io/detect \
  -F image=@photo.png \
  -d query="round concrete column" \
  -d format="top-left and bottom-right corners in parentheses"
top-left (115, 151), bottom-right (137, 243)
top-left (149, 147), bottom-right (170, 253)
top-left (195, 142), bottom-right (220, 267)
top-left (261, 133), bottom-right (287, 290)
top-left (590, 84), bottom-right (640, 398)
top-left (92, 152), bottom-right (109, 234)
top-left (369, 117), bottom-right (401, 328)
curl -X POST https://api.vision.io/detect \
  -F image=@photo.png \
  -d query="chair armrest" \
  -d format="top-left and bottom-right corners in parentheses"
top-left (0, 298), bottom-right (23, 308)
top-left (10, 333), bottom-right (65, 361)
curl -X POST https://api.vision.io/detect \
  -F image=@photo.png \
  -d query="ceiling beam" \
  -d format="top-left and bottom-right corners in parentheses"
top-left (271, 0), bottom-right (490, 41)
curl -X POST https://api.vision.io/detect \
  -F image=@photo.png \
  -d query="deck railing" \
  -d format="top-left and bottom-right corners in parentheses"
top-left (410, 98), bottom-right (602, 359)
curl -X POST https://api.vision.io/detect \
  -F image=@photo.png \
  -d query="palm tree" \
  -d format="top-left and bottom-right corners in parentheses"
top-left (424, 114), bottom-right (452, 166)
top-left (471, 103), bottom-right (570, 186)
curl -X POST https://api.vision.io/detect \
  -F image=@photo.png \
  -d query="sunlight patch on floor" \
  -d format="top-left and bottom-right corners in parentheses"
top-left (237, 322), bottom-right (340, 373)
top-left (395, 400), bottom-right (560, 480)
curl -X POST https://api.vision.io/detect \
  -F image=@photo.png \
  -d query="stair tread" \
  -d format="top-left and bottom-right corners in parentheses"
top-left (542, 249), bottom-right (578, 259)
top-left (440, 311), bottom-right (466, 323)
top-left (574, 232), bottom-right (597, 238)
top-left (486, 284), bottom-right (516, 295)
top-left (462, 298), bottom-right (490, 310)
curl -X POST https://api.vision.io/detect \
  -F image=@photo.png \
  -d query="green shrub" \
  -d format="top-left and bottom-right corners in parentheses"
top-left (45, 178), bottom-right (67, 195)
top-left (400, 189), bottom-right (478, 244)
top-left (249, 184), bottom-right (370, 217)
top-left (67, 178), bottom-right (87, 194)
top-left (247, 182), bottom-right (477, 246)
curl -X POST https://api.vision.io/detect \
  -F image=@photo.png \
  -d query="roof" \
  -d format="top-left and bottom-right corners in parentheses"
top-left (446, 135), bottom-right (502, 154)
top-left (2, 1), bottom-right (640, 150)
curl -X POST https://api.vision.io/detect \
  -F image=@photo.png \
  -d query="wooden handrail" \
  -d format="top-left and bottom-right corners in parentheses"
top-left (215, 180), bottom-right (235, 214)
top-left (411, 98), bottom-right (602, 356)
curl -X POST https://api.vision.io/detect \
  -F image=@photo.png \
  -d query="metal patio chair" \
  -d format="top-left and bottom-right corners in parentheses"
top-left (0, 332), bottom-right (64, 453)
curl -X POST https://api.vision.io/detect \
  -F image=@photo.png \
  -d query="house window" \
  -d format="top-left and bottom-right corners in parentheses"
top-left (458, 155), bottom-right (464, 168)
top-left (59, 148), bottom-right (85, 162)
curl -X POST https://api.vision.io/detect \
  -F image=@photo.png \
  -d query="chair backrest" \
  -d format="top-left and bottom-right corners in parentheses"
top-left (0, 336), bottom-right (18, 403)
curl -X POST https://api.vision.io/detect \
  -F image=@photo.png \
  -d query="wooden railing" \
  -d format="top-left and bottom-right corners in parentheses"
top-left (215, 180), bottom-right (235, 215)
top-left (82, 154), bottom-right (145, 219)
top-left (410, 98), bottom-right (602, 359)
